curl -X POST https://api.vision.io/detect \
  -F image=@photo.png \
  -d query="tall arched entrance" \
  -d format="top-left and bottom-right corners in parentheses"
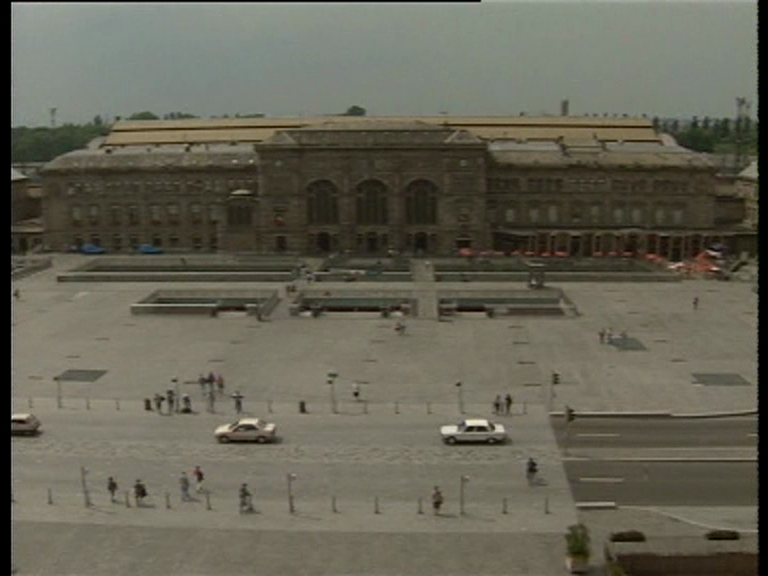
top-left (317, 232), bottom-right (331, 253)
top-left (414, 232), bottom-right (428, 253)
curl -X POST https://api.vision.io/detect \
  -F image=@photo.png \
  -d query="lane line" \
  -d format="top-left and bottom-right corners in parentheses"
top-left (576, 433), bottom-right (620, 438)
top-left (746, 433), bottom-right (757, 438)
top-left (579, 477), bottom-right (625, 484)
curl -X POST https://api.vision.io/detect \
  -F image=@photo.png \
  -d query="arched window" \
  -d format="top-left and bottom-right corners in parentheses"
top-left (356, 180), bottom-right (388, 225)
top-left (306, 180), bottom-right (339, 225)
top-left (405, 179), bottom-right (438, 225)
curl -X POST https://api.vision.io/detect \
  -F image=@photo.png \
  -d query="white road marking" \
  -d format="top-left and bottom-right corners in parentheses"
top-left (73, 291), bottom-right (90, 299)
top-left (579, 477), bottom-right (625, 484)
top-left (746, 433), bottom-right (758, 438)
top-left (576, 433), bottom-right (620, 438)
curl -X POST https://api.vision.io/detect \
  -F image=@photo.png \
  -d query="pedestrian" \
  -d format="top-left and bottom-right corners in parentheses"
top-left (207, 390), bottom-right (216, 413)
top-left (231, 390), bottom-right (243, 414)
top-left (179, 472), bottom-right (191, 501)
top-left (239, 483), bottom-right (254, 513)
top-left (493, 395), bottom-right (502, 415)
top-left (352, 382), bottom-right (360, 401)
top-left (134, 479), bottom-right (148, 506)
top-left (13, 289), bottom-right (20, 301)
top-left (198, 373), bottom-right (207, 395)
top-left (216, 374), bottom-right (225, 395)
top-left (166, 389), bottom-right (175, 414)
top-left (207, 371), bottom-right (216, 386)
top-left (504, 393), bottom-right (513, 415)
top-left (598, 328), bottom-right (605, 344)
top-left (431, 486), bottom-right (444, 515)
top-left (107, 476), bottom-right (118, 503)
top-left (181, 393), bottom-right (192, 414)
top-left (605, 328), bottom-right (613, 343)
top-left (526, 457), bottom-right (538, 486)
top-left (192, 466), bottom-right (205, 493)
top-left (693, 296), bottom-right (699, 311)
top-left (153, 393), bottom-right (164, 413)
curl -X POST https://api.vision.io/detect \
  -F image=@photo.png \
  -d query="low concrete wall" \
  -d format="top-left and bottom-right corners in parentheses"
top-left (436, 272), bottom-right (679, 283)
top-left (12, 258), bottom-right (52, 280)
top-left (615, 552), bottom-right (757, 575)
top-left (58, 272), bottom-right (294, 283)
top-left (131, 303), bottom-right (217, 316)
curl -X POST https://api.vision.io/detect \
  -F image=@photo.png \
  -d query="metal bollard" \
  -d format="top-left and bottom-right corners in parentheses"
top-left (544, 495), bottom-right (550, 515)
top-left (332, 495), bottom-right (338, 514)
top-left (48, 488), bottom-right (53, 505)
top-left (115, 399), bottom-right (120, 411)
top-left (86, 397), bottom-right (91, 410)
top-left (418, 497), bottom-right (423, 515)
top-left (523, 401), bottom-right (527, 415)
top-left (502, 497), bottom-right (508, 514)
top-left (426, 402), bottom-right (431, 415)
top-left (28, 398), bottom-right (33, 409)
top-left (165, 492), bottom-right (171, 509)
top-left (394, 401), bottom-right (399, 414)
top-left (363, 401), bottom-right (368, 415)
top-left (205, 491), bottom-right (212, 510)
top-left (125, 491), bottom-right (131, 508)
top-left (268, 400), bottom-right (273, 414)
top-left (374, 497), bottom-right (380, 514)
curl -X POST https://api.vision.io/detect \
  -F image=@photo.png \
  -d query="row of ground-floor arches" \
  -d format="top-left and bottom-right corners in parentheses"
top-left (492, 232), bottom-right (740, 261)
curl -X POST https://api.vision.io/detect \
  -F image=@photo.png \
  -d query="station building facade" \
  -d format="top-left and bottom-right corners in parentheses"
top-left (40, 116), bottom-right (755, 259)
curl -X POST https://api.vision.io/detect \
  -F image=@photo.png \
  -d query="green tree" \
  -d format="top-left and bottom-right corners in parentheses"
top-left (343, 105), bottom-right (366, 116)
top-left (128, 111), bottom-right (159, 120)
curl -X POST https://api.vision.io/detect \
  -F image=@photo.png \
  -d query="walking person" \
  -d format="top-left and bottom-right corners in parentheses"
top-left (192, 466), bottom-right (205, 493)
top-left (598, 328), bottom-right (605, 344)
top-left (153, 393), bottom-right (164, 414)
top-left (166, 389), bottom-right (175, 414)
top-left (504, 393), bottom-right (513, 416)
top-left (207, 390), bottom-right (216, 413)
top-left (134, 479), bottom-right (148, 506)
top-left (13, 288), bottom-right (20, 301)
top-left (181, 393), bottom-right (192, 414)
top-left (179, 472), bottom-right (191, 502)
top-left (493, 395), bottom-right (502, 415)
top-left (693, 296), bottom-right (699, 311)
top-left (431, 486), bottom-right (444, 515)
top-left (352, 382), bottom-right (360, 402)
top-left (107, 476), bottom-right (118, 503)
top-left (231, 390), bottom-right (243, 414)
top-left (198, 373), bottom-right (207, 396)
top-left (526, 457), bottom-right (538, 486)
top-left (216, 374), bottom-right (225, 395)
top-left (239, 483), bottom-right (254, 513)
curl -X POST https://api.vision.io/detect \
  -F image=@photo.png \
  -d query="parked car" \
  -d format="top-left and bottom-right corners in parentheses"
top-left (80, 243), bottom-right (106, 255)
top-left (11, 413), bottom-right (41, 436)
top-left (215, 418), bottom-right (277, 443)
top-left (138, 244), bottom-right (164, 255)
top-left (440, 418), bottom-right (507, 445)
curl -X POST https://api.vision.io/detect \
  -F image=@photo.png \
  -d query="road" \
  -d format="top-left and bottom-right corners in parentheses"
top-left (564, 460), bottom-right (757, 506)
top-left (550, 416), bottom-right (758, 449)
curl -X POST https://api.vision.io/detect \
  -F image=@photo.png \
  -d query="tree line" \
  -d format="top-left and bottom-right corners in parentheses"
top-left (11, 109), bottom-right (755, 163)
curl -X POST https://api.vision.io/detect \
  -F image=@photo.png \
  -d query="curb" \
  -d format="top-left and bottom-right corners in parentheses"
top-left (551, 409), bottom-right (756, 419)
top-left (564, 456), bottom-right (757, 463)
top-left (576, 501), bottom-right (617, 510)
top-left (618, 505), bottom-right (759, 534)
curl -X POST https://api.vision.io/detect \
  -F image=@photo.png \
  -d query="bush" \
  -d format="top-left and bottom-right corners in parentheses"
top-left (610, 530), bottom-right (647, 543)
top-left (565, 523), bottom-right (591, 559)
top-left (705, 530), bottom-right (740, 540)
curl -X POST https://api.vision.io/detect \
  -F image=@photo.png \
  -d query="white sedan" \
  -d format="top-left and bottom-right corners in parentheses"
top-left (214, 418), bottom-right (277, 444)
top-left (11, 413), bottom-right (41, 436)
top-left (440, 418), bottom-right (508, 445)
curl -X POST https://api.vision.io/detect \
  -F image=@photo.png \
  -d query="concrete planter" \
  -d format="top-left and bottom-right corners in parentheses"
top-left (565, 555), bottom-right (589, 574)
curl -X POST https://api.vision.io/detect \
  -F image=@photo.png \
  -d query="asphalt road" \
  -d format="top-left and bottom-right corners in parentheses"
top-left (550, 416), bottom-right (758, 449)
top-left (564, 460), bottom-right (757, 506)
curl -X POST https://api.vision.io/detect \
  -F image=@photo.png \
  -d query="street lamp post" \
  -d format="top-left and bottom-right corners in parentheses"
top-left (286, 472), bottom-right (297, 514)
top-left (459, 475), bottom-right (469, 516)
top-left (327, 372), bottom-right (338, 414)
top-left (455, 381), bottom-right (464, 414)
top-left (80, 466), bottom-right (91, 508)
top-left (55, 377), bottom-right (62, 409)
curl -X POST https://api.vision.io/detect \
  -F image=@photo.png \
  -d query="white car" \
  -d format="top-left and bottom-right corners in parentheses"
top-left (215, 418), bottom-right (277, 444)
top-left (440, 418), bottom-right (508, 445)
top-left (11, 413), bottom-right (41, 436)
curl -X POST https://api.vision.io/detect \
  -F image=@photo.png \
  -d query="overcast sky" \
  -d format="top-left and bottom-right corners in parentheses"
top-left (11, 1), bottom-right (758, 127)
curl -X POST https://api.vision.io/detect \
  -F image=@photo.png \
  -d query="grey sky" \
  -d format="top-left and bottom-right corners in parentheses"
top-left (11, 1), bottom-right (757, 127)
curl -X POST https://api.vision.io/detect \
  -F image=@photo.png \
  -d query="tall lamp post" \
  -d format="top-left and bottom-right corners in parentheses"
top-left (455, 381), bottom-right (464, 414)
top-left (80, 466), bottom-right (92, 508)
top-left (55, 376), bottom-right (62, 409)
top-left (286, 472), bottom-right (297, 514)
top-left (459, 475), bottom-right (469, 516)
top-left (327, 372), bottom-right (338, 414)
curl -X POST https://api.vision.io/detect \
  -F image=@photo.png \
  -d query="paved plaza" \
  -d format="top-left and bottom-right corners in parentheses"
top-left (11, 255), bottom-right (758, 575)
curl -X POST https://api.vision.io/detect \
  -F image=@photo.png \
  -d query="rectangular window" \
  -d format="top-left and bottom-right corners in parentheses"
top-left (209, 205), bottom-right (219, 224)
top-left (129, 205), bottom-right (140, 225)
top-left (71, 205), bottom-right (82, 225)
top-left (547, 205), bottom-right (558, 224)
top-left (631, 207), bottom-right (643, 225)
top-left (169, 235), bottom-right (179, 248)
top-left (89, 205), bottom-right (100, 225)
top-left (150, 205), bottom-right (161, 224)
top-left (112, 234), bottom-right (122, 252)
top-left (110, 205), bottom-right (122, 226)
top-left (167, 203), bottom-right (180, 225)
top-left (528, 207), bottom-right (540, 223)
top-left (672, 207), bottom-right (684, 225)
top-left (505, 208), bottom-right (516, 223)
top-left (655, 207), bottom-right (665, 225)
top-left (190, 203), bottom-right (202, 224)
top-left (209, 235), bottom-right (218, 252)
top-left (129, 235), bottom-right (139, 250)
top-left (613, 206), bottom-right (625, 224)
top-left (193, 237), bottom-right (202, 251)
top-left (590, 204), bottom-right (601, 223)
top-left (90, 234), bottom-right (101, 247)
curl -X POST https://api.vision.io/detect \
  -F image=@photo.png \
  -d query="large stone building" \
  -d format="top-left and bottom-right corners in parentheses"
top-left (40, 116), bottom-right (755, 258)
top-left (12, 167), bottom-right (44, 253)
